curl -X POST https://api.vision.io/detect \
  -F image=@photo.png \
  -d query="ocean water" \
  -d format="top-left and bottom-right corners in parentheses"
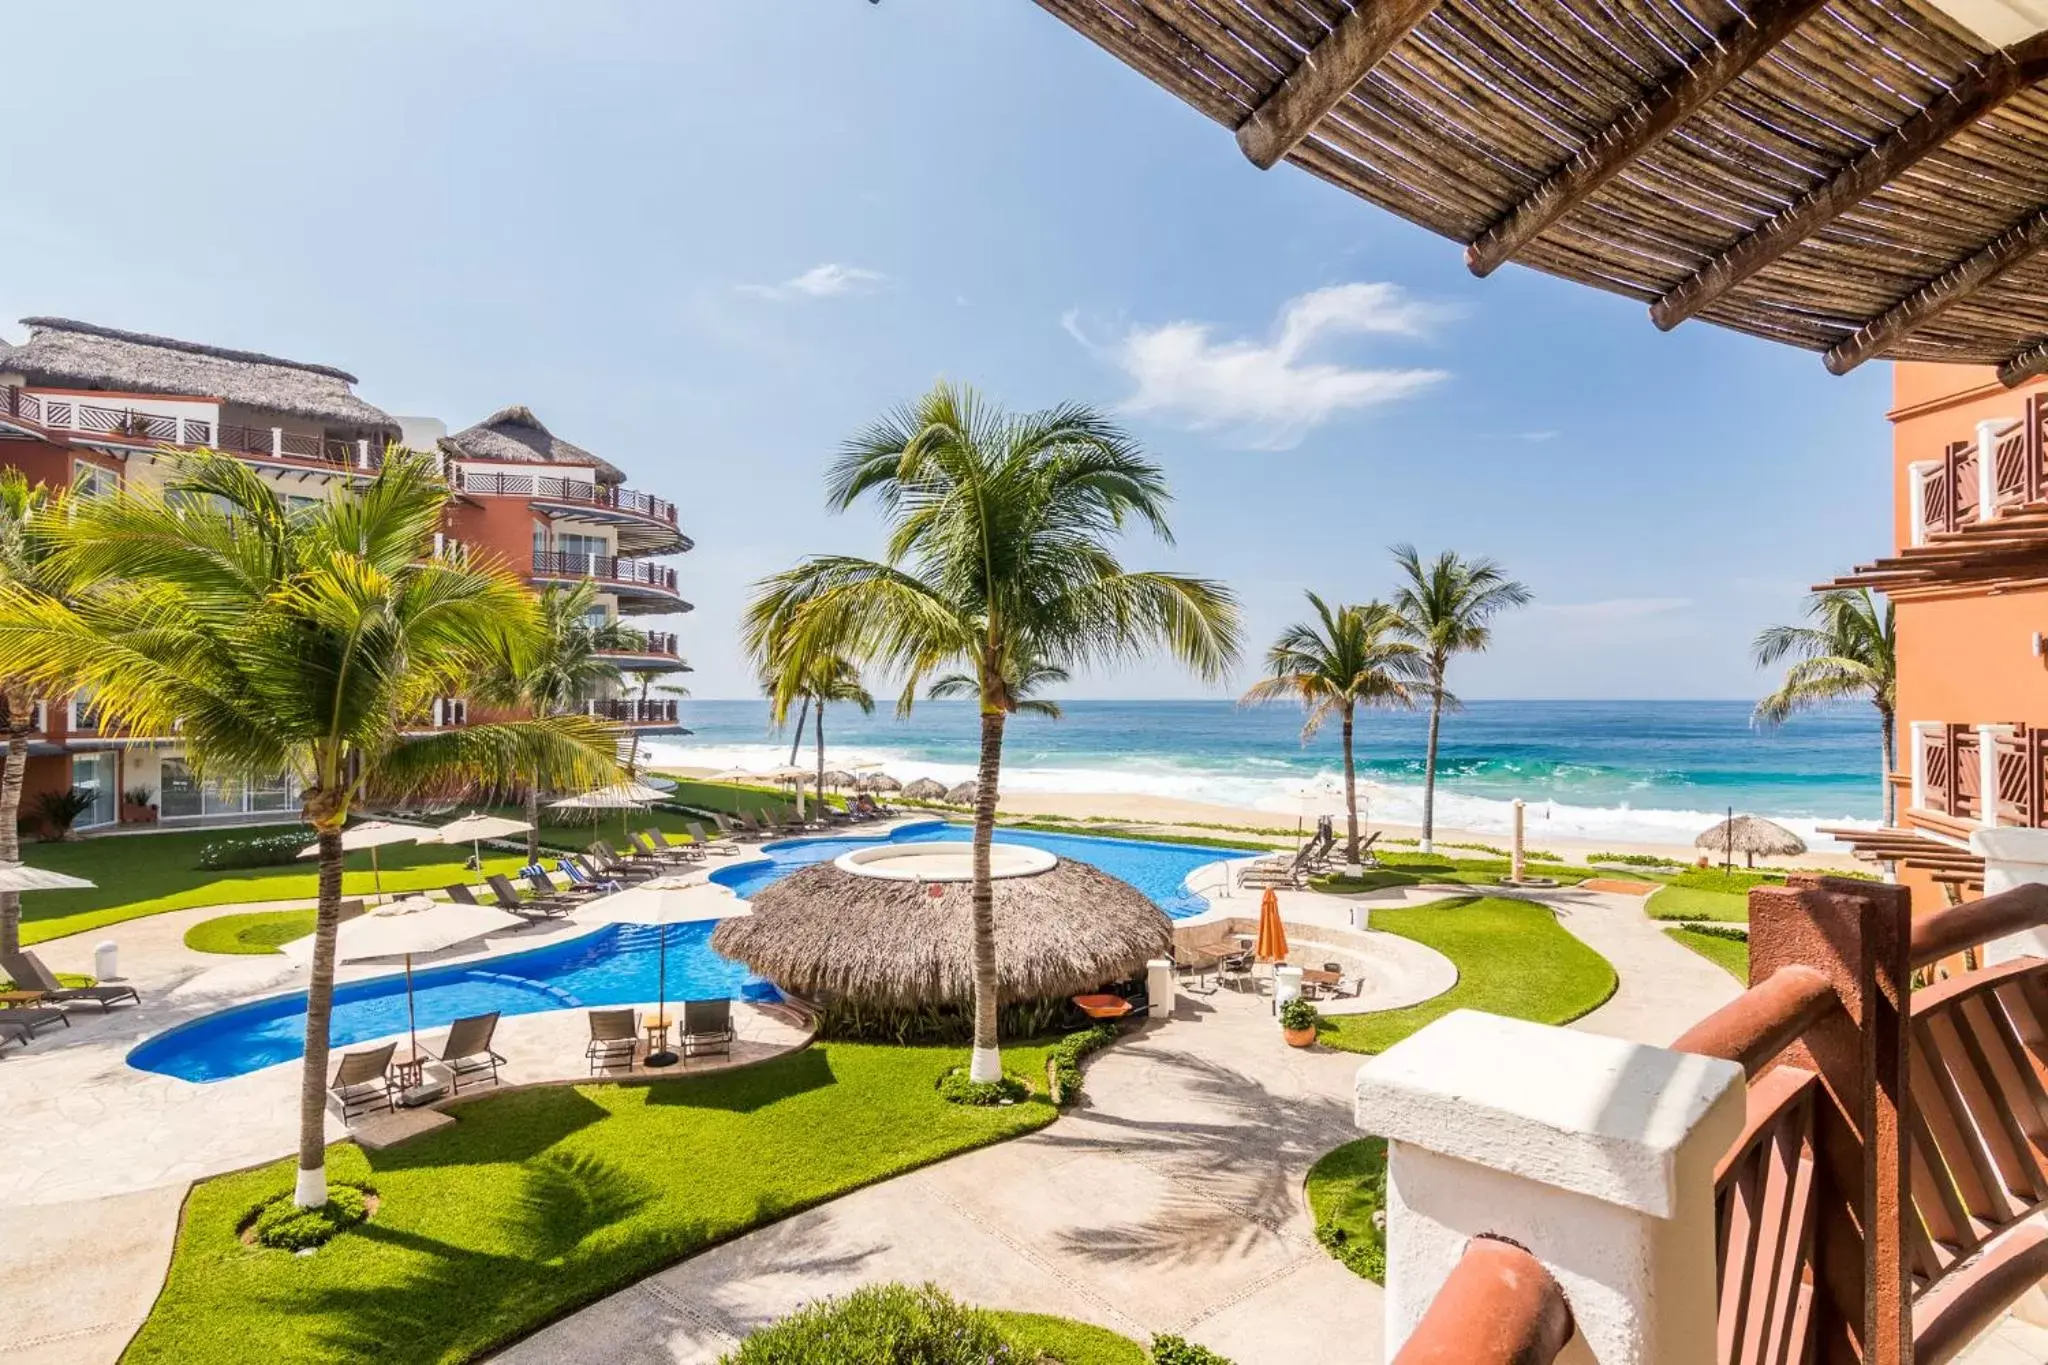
top-left (646, 699), bottom-right (1882, 849)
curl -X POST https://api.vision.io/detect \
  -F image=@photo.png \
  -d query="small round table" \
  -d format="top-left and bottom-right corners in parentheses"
top-left (643, 1013), bottom-right (679, 1068)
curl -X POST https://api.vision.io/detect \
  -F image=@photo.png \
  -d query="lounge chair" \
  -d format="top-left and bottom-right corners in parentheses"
top-left (486, 874), bottom-right (569, 921)
top-left (733, 812), bottom-right (772, 841)
top-left (641, 829), bottom-right (703, 862)
top-left (559, 857), bottom-right (623, 895)
top-left (631, 831), bottom-right (697, 867)
top-left (523, 863), bottom-right (601, 903)
top-left (585, 842), bottom-right (661, 882)
top-left (0, 1005), bottom-right (70, 1037)
top-left (444, 882), bottom-right (479, 905)
top-left (0, 1016), bottom-right (32, 1050)
top-left (687, 821), bottom-right (740, 856)
top-left (3, 951), bottom-right (141, 1011)
top-left (681, 998), bottom-right (734, 1059)
top-left (585, 1008), bottom-right (638, 1073)
top-left (426, 1011), bottom-right (505, 1092)
top-left (328, 1041), bottom-right (400, 1123)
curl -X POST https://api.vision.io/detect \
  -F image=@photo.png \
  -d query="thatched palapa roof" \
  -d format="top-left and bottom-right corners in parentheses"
top-left (1697, 814), bottom-right (1808, 860)
top-left (902, 777), bottom-right (949, 800)
top-left (946, 781), bottom-right (979, 805)
top-left (439, 405), bottom-right (626, 485)
top-left (711, 856), bottom-right (1172, 1005)
top-left (1037, 0), bottom-right (2048, 383)
top-left (0, 318), bottom-right (398, 432)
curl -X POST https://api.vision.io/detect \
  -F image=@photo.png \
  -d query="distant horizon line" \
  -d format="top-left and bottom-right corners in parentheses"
top-left (673, 695), bottom-right (1787, 705)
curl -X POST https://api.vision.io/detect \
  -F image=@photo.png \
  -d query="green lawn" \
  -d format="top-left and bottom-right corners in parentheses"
top-left (1665, 926), bottom-right (1750, 981)
top-left (1315, 895), bottom-right (1617, 1055)
top-left (183, 908), bottom-right (319, 954)
top-left (15, 829), bottom-right (541, 948)
top-left (1305, 1138), bottom-right (1387, 1283)
top-left (989, 1311), bottom-right (1148, 1364)
top-left (1311, 852), bottom-right (1589, 894)
top-left (125, 1040), bottom-right (1067, 1365)
top-left (1645, 885), bottom-right (1749, 923)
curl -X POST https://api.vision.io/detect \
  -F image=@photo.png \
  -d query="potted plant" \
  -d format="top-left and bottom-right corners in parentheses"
top-left (1279, 995), bottom-right (1320, 1048)
top-left (121, 785), bottom-right (158, 824)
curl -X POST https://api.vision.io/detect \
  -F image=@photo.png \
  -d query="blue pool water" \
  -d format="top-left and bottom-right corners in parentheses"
top-left (130, 821), bottom-right (1231, 1083)
top-left (127, 921), bottom-right (778, 1083)
top-left (708, 819), bottom-right (1224, 919)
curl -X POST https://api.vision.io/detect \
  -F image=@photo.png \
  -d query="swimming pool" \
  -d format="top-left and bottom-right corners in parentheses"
top-left (708, 819), bottom-right (1225, 919)
top-left (127, 921), bottom-right (778, 1083)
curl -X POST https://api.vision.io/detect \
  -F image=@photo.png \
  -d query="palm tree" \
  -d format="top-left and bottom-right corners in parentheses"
top-left (745, 383), bottom-right (1239, 1082)
top-left (1754, 588), bottom-right (1898, 824)
top-left (481, 582), bottom-right (625, 859)
top-left (1390, 546), bottom-right (1532, 853)
top-left (1242, 593), bottom-right (1419, 865)
top-left (0, 451), bottom-right (620, 1207)
top-left (0, 472), bottom-right (59, 957)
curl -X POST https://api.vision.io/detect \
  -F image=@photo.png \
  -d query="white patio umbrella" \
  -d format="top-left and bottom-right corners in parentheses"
top-left (285, 894), bottom-right (524, 1058)
top-left (0, 862), bottom-right (95, 892)
top-left (551, 782), bottom-right (665, 841)
top-left (591, 883), bottom-right (751, 1067)
top-left (421, 812), bottom-right (534, 871)
top-left (297, 820), bottom-right (432, 900)
top-left (706, 768), bottom-right (758, 784)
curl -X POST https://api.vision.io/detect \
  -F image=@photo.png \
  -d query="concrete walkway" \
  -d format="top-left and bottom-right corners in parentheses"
top-left (499, 877), bottom-right (1746, 1365)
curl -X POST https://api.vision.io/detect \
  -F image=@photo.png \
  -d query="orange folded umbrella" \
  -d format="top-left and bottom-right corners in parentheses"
top-left (1254, 887), bottom-right (1288, 964)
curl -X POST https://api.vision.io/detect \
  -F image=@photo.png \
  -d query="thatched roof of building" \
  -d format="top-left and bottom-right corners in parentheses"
top-left (0, 318), bottom-right (398, 431)
top-left (1696, 814), bottom-right (1807, 858)
top-left (439, 405), bottom-right (626, 485)
top-left (1037, 1), bottom-right (2048, 383)
top-left (946, 781), bottom-right (979, 805)
top-left (711, 856), bottom-right (1172, 1005)
top-left (902, 777), bottom-right (949, 800)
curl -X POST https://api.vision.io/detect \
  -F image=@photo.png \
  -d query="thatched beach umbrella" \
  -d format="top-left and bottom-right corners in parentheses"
top-left (1696, 814), bottom-right (1806, 869)
top-left (859, 773), bottom-right (903, 794)
top-left (821, 770), bottom-right (856, 790)
top-left (712, 853), bottom-right (1171, 1006)
top-left (902, 777), bottom-right (948, 801)
top-left (946, 780), bottom-right (978, 806)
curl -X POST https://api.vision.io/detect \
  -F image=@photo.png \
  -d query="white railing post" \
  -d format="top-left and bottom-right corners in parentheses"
top-left (357, 439), bottom-right (370, 470)
top-left (1981, 723), bottom-right (2008, 827)
top-left (1911, 720), bottom-right (1938, 812)
top-left (270, 427), bottom-right (283, 458)
top-left (1979, 419), bottom-right (2005, 518)
top-left (1360, 1011), bottom-right (1744, 1365)
top-left (1907, 460), bottom-right (1935, 546)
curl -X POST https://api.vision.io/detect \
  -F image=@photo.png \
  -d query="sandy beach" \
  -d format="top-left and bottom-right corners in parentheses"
top-left (659, 768), bottom-right (1865, 872)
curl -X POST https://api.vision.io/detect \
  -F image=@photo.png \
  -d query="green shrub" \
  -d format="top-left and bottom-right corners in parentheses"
top-left (937, 1068), bottom-right (1028, 1106)
top-left (30, 787), bottom-right (94, 841)
top-left (1673, 867), bottom-right (1784, 893)
top-left (818, 996), bottom-right (1073, 1045)
top-left (1307, 1138), bottom-right (1387, 1283)
top-left (1587, 851), bottom-right (1683, 868)
top-left (197, 831), bottom-right (312, 871)
top-left (1681, 922), bottom-right (1750, 943)
top-left (1045, 1023), bottom-right (1117, 1105)
top-left (245, 1183), bottom-right (371, 1251)
top-left (1278, 996), bottom-right (1319, 1031)
top-left (721, 1283), bottom-right (1030, 1364)
top-left (1150, 1336), bottom-right (1234, 1364)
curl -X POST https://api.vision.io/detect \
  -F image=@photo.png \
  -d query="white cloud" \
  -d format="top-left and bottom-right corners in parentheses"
top-left (1534, 597), bottom-right (1693, 621)
top-left (739, 263), bottom-right (887, 301)
top-left (1067, 283), bottom-right (1454, 450)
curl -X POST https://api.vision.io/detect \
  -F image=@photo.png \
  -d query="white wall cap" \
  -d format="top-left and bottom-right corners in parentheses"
top-left (1974, 826), bottom-right (2048, 868)
top-left (1356, 1010), bottom-right (1745, 1218)
top-left (1922, 0), bottom-right (2048, 43)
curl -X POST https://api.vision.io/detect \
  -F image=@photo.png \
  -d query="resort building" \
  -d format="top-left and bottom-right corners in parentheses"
top-left (1827, 364), bottom-right (2048, 907)
top-left (0, 317), bottom-right (691, 831)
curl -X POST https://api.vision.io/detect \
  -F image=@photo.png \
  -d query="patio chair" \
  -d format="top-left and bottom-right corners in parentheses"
top-left (2, 951), bottom-right (140, 1011)
top-left (0, 1005), bottom-right (70, 1037)
top-left (486, 874), bottom-right (568, 921)
top-left (1316, 961), bottom-right (1364, 999)
top-left (644, 828), bottom-right (708, 863)
top-left (426, 1011), bottom-right (505, 1092)
top-left (558, 857), bottom-right (622, 896)
top-left (687, 821), bottom-right (740, 856)
top-left (443, 882), bottom-right (479, 905)
top-left (732, 812), bottom-right (772, 841)
top-left (0, 1016), bottom-right (32, 1050)
top-left (328, 1040), bottom-right (400, 1123)
top-left (585, 842), bottom-right (661, 882)
top-left (523, 863), bottom-right (601, 903)
top-left (585, 1008), bottom-right (638, 1074)
top-left (630, 831), bottom-right (696, 868)
top-left (681, 998), bottom-right (734, 1059)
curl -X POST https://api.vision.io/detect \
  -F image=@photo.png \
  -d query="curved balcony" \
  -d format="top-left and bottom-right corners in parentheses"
top-left (595, 630), bottom-right (690, 672)
top-left (580, 698), bottom-right (684, 729)
top-left (454, 468), bottom-right (691, 554)
top-left (530, 550), bottom-right (691, 613)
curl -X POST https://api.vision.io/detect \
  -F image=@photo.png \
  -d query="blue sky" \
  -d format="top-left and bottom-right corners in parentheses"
top-left (0, 2), bottom-right (1893, 701)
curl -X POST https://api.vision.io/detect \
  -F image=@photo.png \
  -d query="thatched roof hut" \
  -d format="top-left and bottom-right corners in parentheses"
top-left (0, 317), bottom-right (398, 432)
top-left (902, 777), bottom-right (948, 801)
top-left (711, 846), bottom-right (1172, 1006)
top-left (439, 405), bottom-right (626, 485)
top-left (821, 770), bottom-right (857, 790)
top-left (860, 773), bottom-right (903, 793)
top-left (1036, 4), bottom-right (2048, 384)
top-left (946, 781), bottom-right (978, 805)
top-left (1696, 815), bottom-right (1808, 867)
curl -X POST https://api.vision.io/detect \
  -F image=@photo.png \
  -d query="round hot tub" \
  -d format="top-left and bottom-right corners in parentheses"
top-left (832, 841), bottom-right (1058, 882)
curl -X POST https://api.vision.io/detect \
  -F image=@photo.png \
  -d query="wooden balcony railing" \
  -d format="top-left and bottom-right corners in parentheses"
top-left (1391, 1236), bottom-right (1574, 1365)
top-left (451, 467), bottom-right (679, 528)
top-left (2, 384), bottom-right (383, 472)
top-left (531, 550), bottom-right (678, 594)
top-left (1917, 722), bottom-right (2048, 827)
top-left (580, 698), bottom-right (678, 725)
top-left (598, 630), bottom-right (679, 658)
top-left (1919, 394), bottom-right (2048, 536)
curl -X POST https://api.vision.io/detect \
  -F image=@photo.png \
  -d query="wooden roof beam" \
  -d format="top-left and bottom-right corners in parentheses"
top-left (1825, 205), bottom-right (2048, 373)
top-left (2000, 338), bottom-right (2048, 387)
top-left (1653, 35), bottom-right (2048, 331)
top-left (1236, 0), bottom-right (1446, 170)
top-left (1464, 0), bottom-right (1831, 278)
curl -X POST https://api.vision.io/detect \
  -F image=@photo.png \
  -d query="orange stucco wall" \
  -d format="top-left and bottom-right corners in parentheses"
top-left (443, 494), bottom-right (549, 576)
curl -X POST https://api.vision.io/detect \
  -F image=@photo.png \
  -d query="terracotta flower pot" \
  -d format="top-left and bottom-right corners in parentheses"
top-left (1282, 1026), bottom-right (1317, 1048)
